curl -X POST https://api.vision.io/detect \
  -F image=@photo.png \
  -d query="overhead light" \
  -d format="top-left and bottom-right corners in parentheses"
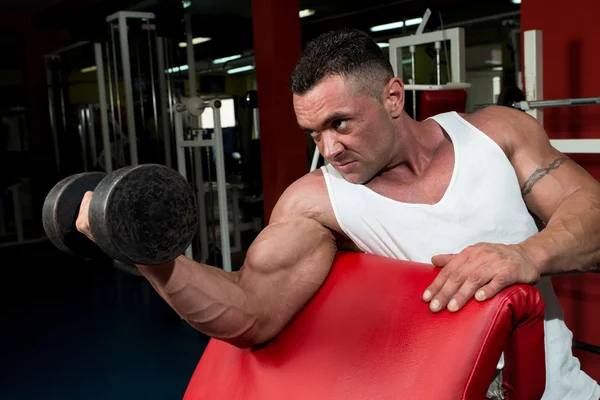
top-left (182, 0), bottom-right (192, 8)
top-left (370, 21), bottom-right (404, 32)
top-left (377, 42), bottom-right (390, 48)
top-left (511, 0), bottom-right (521, 4)
top-left (166, 65), bottom-right (189, 74)
top-left (227, 65), bottom-right (254, 74)
top-left (299, 9), bottom-right (315, 18)
top-left (485, 60), bottom-right (502, 65)
top-left (370, 17), bottom-right (423, 32)
top-left (213, 54), bottom-right (242, 64)
top-left (81, 66), bottom-right (97, 73)
top-left (178, 37), bottom-right (212, 47)
top-left (405, 17), bottom-right (423, 26)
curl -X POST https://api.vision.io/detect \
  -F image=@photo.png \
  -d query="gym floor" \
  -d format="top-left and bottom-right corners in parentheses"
top-left (1, 240), bottom-right (246, 400)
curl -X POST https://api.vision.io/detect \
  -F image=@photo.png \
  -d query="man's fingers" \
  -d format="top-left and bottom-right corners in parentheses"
top-left (425, 263), bottom-right (470, 312)
top-left (76, 191), bottom-right (94, 241)
top-left (473, 271), bottom-right (514, 303)
top-left (445, 262), bottom-right (495, 312)
top-left (423, 254), bottom-right (463, 303)
top-left (431, 253), bottom-right (455, 267)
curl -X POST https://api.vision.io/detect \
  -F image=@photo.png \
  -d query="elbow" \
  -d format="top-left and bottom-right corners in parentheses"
top-left (223, 316), bottom-right (286, 350)
top-left (186, 309), bottom-right (284, 350)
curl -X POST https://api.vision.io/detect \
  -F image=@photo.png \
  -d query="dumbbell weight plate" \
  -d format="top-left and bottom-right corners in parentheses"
top-left (89, 164), bottom-right (198, 265)
top-left (42, 172), bottom-right (108, 258)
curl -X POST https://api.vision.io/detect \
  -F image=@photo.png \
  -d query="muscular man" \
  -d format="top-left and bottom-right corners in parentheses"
top-left (76, 29), bottom-right (600, 399)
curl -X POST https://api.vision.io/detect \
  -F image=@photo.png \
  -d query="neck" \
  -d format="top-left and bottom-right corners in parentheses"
top-left (374, 112), bottom-right (446, 184)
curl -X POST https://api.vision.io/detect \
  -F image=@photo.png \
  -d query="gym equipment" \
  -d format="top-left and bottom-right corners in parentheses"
top-left (183, 252), bottom-right (546, 400)
top-left (42, 164), bottom-right (197, 265)
top-left (387, 22), bottom-right (470, 121)
top-left (512, 96), bottom-right (600, 111)
top-left (174, 97), bottom-right (234, 272)
top-left (104, 11), bottom-right (174, 169)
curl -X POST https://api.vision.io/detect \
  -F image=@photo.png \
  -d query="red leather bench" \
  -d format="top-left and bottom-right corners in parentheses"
top-left (183, 251), bottom-right (546, 400)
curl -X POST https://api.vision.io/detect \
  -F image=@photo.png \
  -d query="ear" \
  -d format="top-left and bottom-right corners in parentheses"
top-left (383, 78), bottom-right (404, 118)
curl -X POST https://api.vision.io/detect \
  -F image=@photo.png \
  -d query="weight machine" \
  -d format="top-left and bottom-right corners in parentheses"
top-left (173, 97), bottom-right (234, 272)
top-left (39, 10), bottom-right (240, 273)
top-left (387, 9), bottom-right (471, 121)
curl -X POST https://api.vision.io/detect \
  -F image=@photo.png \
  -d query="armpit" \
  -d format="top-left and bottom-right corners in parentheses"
top-left (332, 230), bottom-right (362, 252)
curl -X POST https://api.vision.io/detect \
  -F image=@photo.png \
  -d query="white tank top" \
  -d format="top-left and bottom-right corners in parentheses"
top-left (322, 111), bottom-right (600, 400)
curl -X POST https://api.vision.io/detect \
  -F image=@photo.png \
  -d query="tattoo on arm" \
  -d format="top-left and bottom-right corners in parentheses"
top-left (521, 157), bottom-right (569, 197)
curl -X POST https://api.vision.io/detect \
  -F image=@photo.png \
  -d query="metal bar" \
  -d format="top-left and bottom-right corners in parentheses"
top-left (58, 68), bottom-right (67, 142)
top-left (94, 42), bottom-right (113, 173)
top-left (165, 39), bottom-right (176, 138)
top-left (87, 106), bottom-right (97, 167)
top-left (185, 13), bottom-right (197, 99)
top-left (174, 111), bottom-right (194, 259)
top-left (514, 97), bottom-right (600, 110)
top-left (405, 83), bottom-right (471, 91)
top-left (136, 44), bottom-right (145, 129)
top-left (118, 13), bottom-right (139, 165)
top-left (389, 40), bottom-right (402, 78)
top-left (524, 30), bottom-right (544, 124)
top-left (389, 27), bottom-right (465, 83)
top-left (211, 100), bottom-right (231, 272)
top-left (448, 27), bottom-right (465, 83)
top-left (147, 22), bottom-right (160, 153)
top-left (252, 108), bottom-right (260, 140)
top-left (79, 108), bottom-right (88, 171)
top-left (106, 11), bottom-right (155, 23)
top-left (109, 25), bottom-right (123, 133)
top-left (573, 340), bottom-right (600, 355)
top-left (45, 56), bottom-right (61, 174)
top-left (550, 139), bottom-right (600, 154)
top-left (231, 187), bottom-right (241, 253)
top-left (156, 37), bottom-right (172, 168)
top-left (193, 146), bottom-right (209, 263)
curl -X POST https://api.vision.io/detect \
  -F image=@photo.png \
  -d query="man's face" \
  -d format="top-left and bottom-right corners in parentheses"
top-left (293, 75), bottom-right (396, 184)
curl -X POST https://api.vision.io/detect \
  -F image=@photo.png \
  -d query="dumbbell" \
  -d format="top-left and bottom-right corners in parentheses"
top-left (42, 164), bottom-right (198, 265)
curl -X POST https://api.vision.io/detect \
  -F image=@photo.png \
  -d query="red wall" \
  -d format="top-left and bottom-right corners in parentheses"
top-left (521, 0), bottom-right (600, 382)
top-left (251, 0), bottom-right (307, 223)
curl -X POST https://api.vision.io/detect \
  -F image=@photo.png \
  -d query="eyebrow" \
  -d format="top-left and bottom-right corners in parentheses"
top-left (299, 111), bottom-right (351, 132)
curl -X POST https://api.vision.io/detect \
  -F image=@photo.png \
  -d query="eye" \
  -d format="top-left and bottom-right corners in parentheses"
top-left (308, 130), bottom-right (320, 138)
top-left (333, 119), bottom-right (348, 131)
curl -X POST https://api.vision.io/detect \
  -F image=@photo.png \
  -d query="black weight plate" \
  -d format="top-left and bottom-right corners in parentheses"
top-left (89, 164), bottom-right (198, 265)
top-left (42, 172), bottom-right (107, 258)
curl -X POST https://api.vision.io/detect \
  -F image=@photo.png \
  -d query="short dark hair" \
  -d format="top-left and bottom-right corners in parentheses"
top-left (289, 28), bottom-right (394, 99)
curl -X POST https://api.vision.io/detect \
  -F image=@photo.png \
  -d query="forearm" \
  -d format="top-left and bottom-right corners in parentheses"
top-left (136, 257), bottom-right (261, 348)
top-left (520, 185), bottom-right (600, 275)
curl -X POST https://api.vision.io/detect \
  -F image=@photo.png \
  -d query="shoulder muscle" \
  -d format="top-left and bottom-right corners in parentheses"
top-left (464, 105), bottom-right (551, 158)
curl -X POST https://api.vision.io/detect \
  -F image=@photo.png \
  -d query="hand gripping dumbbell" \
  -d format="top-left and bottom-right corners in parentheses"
top-left (42, 164), bottom-right (198, 265)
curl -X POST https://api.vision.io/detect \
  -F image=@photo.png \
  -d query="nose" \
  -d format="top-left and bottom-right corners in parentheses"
top-left (320, 131), bottom-right (344, 160)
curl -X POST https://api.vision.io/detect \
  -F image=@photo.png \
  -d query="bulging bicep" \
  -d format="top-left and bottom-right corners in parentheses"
top-left (238, 216), bottom-right (337, 341)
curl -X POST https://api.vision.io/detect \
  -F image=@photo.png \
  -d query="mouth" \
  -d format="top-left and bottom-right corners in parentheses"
top-left (332, 160), bottom-right (357, 172)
